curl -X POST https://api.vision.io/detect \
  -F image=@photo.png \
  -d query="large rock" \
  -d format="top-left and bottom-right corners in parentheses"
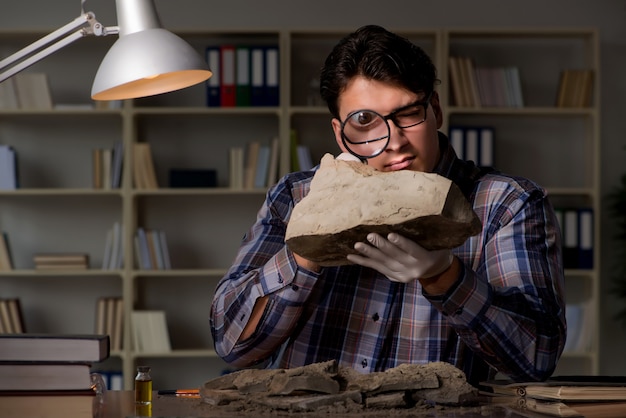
top-left (285, 154), bottom-right (482, 266)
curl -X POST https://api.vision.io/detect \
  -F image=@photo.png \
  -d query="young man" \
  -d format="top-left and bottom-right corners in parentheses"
top-left (210, 25), bottom-right (566, 386)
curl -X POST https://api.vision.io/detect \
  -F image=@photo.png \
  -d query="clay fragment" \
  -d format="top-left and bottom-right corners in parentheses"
top-left (286, 154), bottom-right (482, 266)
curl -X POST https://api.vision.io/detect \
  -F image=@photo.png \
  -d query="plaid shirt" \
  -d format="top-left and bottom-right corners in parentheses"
top-left (210, 133), bottom-right (566, 385)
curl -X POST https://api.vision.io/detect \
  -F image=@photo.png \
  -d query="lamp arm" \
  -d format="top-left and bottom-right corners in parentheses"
top-left (0, 12), bottom-right (119, 83)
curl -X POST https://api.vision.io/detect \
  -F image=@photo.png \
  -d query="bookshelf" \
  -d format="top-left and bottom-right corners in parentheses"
top-left (0, 27), bottom-right (600, 389)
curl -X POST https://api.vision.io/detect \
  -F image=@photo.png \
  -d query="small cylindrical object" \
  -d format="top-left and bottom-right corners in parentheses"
top-left (135, 365), bottom-right (153, 405)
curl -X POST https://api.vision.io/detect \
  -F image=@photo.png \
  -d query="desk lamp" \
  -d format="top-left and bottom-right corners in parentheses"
top-left (0, 0), bottom-right (212, 100)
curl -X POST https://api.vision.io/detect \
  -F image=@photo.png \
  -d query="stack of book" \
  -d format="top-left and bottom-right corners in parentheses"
top-left (134, 227), bottom-right (171, 270)
top-left (0, 333), bottom-right (109, 392)
top-left (33, 253), bottom-right (89, 270)
top-left (229, 136), bottom-right (280, 189)
top-left (132, 142), bottom-right (158, 189)
top-left (92, 140), bottom-right (123, 190)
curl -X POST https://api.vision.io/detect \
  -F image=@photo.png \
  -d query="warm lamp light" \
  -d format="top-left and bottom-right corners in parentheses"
top-left (0, 0), bottom-right (212, 101)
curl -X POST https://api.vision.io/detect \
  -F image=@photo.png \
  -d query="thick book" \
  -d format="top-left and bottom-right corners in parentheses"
top-left (0, 392), bottom-right (94, 418)
top-left (0, 363), bottom-right (92, 391)
top-left (0, 334), bottom-right (109, 363)
top-left (482, 376), bottom-right (626, 402)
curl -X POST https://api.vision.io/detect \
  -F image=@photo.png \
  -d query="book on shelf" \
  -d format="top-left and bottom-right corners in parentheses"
top-left (243, 140), bottom-right (260, 189)
top-left (482, 375), bottom-right (626, 402)
top-left (0, 392), bottom-right (95, 418)
top-left (0, 144), bottom-right (18, 190)
top-left (0, 77), bottom-right (20, 109)
top-left (0, 232), bottom-right (13, 271)
top-left (102, 222), bottom-right (124, 270)
top-left (474, 66), bottom-right (524, 108)
top-left (0, 334), bottom-right (109, 363)
top-left (448, 56), bottom-right (480, 108)
top-left (134, 227), bottom-right (171, 270)
top-left (556, 69), bottom-right (594, 108)
top-left (0, 363), bottom-right (93, 391)
top-left (132, 143), bottom-right (158, 189)
top-left (95, 297), bottom-right (123, 352)
top-left (12, 72), bottom-right (53, 110)
top-left (131, 310), bottom-right (171, 353)
top-left (33, 253), bottom-right (89, 270)
top-left (266, 136), bottom-right (280, 187)
top-left (0, 298), bottom-right (25, 334)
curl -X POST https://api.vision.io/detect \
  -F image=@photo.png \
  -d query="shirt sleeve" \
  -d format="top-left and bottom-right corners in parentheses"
top-left (210, 174), bottom-right (320, 367)
top-left (425, 177), bottom-right (566, 382)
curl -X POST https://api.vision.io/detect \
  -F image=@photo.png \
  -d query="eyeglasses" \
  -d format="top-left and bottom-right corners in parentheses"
top-left (340, 92), bottom-right (432, 159)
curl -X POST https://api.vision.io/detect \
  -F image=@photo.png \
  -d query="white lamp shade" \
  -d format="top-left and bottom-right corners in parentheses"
top-left (91, 28), bottom-right (212, 100)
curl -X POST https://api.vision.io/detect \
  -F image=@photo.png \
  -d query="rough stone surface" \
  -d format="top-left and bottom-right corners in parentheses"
top-left (285, 154), bottom-right (482, 266)
top-left (199, 360), bottom-right (479, 415)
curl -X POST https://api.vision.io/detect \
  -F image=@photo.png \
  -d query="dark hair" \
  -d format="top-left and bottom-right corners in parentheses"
top-left (320, 25), bottom-right (439, 119)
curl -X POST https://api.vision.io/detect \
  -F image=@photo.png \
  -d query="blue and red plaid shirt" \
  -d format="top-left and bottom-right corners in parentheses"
top-left (210, 133), bottom-right (566, 385)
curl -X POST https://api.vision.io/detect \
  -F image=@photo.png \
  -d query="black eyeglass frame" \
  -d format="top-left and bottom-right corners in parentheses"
top-left (340, 92), bottom-right (433, 160)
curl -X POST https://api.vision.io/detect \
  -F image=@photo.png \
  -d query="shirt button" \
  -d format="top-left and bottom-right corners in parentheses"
top-left (372, 313), bottom-right (380, 322)
top-left (361, 359), bottom-right (368, 368)
top-left (291, 284), bottom-right (299, 291)
top-left (454, 307), bottom-right (464, 315)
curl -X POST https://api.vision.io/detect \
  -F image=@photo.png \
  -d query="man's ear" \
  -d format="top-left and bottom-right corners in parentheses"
top-left (430, 90), bottom-right (444, 129)
top-left (331, 118), bottom-right (347, 153)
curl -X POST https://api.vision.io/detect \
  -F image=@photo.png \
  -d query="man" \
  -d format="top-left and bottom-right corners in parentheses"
top-left (210, 25), bottom-right (565, 386)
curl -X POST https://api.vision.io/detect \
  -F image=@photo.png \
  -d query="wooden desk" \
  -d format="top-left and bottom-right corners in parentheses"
top-left (95, 391), bottom-right (532, 418)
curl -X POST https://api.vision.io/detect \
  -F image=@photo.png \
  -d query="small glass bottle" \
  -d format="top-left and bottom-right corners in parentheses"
top-left (135, 366), bottom-right (152, 405)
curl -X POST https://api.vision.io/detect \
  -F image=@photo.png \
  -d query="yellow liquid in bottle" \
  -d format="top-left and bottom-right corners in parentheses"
top-left (135, 378), bottom-right (153, 404)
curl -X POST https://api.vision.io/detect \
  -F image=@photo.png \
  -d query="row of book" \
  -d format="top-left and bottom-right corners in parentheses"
top-left (229, 137), bottom-right (280, 189)
top-left (131, 310), bottom-right (172, 353)
top-left (0, 144), bottom-right (18, 190)
top-left (449, 56), bottom-right (524, 108)
top-left (449, 125), bottom-right (494, 168)
top-left (95, 297), bottom-right (123, 352)
top-left (0, 298), bottom-right (24, 334)
top-left (135, 228), bottom-right (172, 270)
top-left (132, 142), bottom-right (159, 189)
top-left (0, 72), bottom-right (53, 110)
top-left (92, 141), bottom-right (123, 189)
top-left (33, 253), bottom-right (89, 270)
top-left (556, 69), bottom-right (594, 108)
top-left (206, 44), bottom-right (279, 107)
top-left (555, 207), bottom-right (594, 270)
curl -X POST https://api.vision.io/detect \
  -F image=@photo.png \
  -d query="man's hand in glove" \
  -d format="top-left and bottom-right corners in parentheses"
top-left (347, 232), bottom-right (459, 294)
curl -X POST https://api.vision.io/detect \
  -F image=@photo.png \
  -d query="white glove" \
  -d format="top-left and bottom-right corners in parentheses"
top-left (346, 232), bottom-right (454, 283)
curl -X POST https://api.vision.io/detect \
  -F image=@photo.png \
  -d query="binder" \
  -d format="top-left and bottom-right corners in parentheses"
top-left (250, 47), bottom-right (265, 106)
top-left (235, 46), bottom-right (251, 106)
top-left (449, 126), bottom-right (465, 160)
top-left (464, 128), bottom-right (479, 164)
top-left (205, 46), bottom-right (221, 107)
top-left (264, 46), bottom-right (279, 106)
top-left (563, 209), bottom-right (579, 269)
top-left (220, 45), bottom-right (236, 107)
top-left (478, 127), bottom-right (494, 167)
top-left (578, 208), bottom-right (593, 269)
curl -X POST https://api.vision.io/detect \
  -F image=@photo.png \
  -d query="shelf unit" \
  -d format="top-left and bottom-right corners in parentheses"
top-left (0, 27), bottom-right (600, 389)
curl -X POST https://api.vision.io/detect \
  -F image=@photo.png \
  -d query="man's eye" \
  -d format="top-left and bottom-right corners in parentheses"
top-left (355, 111), bottom-right (375, 125)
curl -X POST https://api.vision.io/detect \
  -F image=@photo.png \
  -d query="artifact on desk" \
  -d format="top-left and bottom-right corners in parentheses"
top-left (199, 360), bottom-right (478, 413)
top-left (285, 153), bottom-right (481, 266)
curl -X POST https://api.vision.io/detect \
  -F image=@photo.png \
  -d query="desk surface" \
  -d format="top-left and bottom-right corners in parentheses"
top-left (95, 391), bottom-right (534, 418)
